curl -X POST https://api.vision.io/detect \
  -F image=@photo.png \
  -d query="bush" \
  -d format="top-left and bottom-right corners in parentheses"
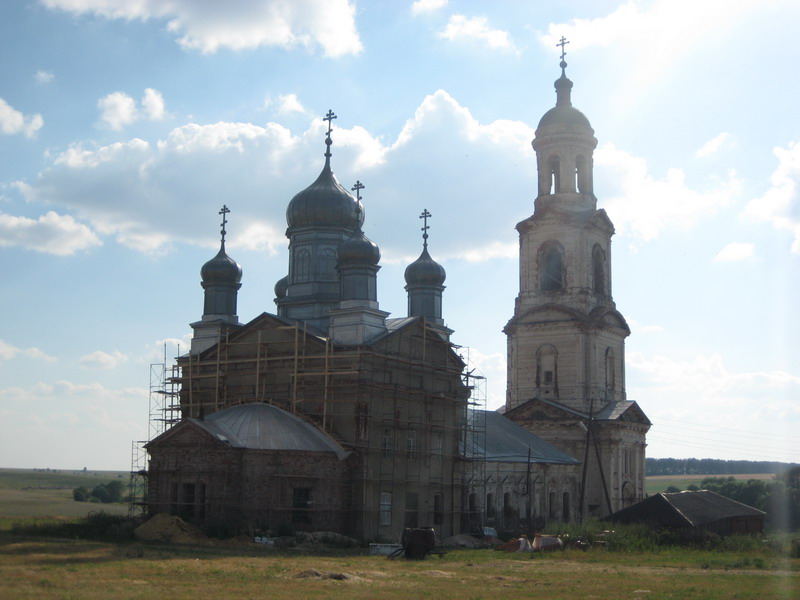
top-left (72, 481), bottom-right (127, 504)
top-left (11, 511), bottom-right (137, 542)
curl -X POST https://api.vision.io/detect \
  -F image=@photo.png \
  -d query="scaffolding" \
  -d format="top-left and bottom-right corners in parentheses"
top-left (143, 319), bottom-right (488, 540)
top-left (128, 344), bottom-right (181, 518)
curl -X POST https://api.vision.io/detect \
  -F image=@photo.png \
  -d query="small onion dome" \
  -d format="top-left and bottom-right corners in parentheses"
top-left (337, 227), bottom-right (380, 266)
top-left (274, 274), bottom-right (288, 299)
top-left (201, 245), bottom-right (242, 285)
top-left (537, 73), bottom-right (593, 132)
top-left (286, 165), bottom-right (364, 229)
top-left (404, 248), bottom-right (446, 287)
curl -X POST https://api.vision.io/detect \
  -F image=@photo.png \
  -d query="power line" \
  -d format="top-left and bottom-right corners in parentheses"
top-left (652, 416), bottom-right (800, 443)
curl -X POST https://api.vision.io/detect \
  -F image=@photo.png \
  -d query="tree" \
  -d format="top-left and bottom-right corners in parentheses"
top-left (73, 486), bottom-right (89, 502)
top-left (104, 480), bottom-right (125, 503)
top-left (91, 484), bottom-right (111, 503)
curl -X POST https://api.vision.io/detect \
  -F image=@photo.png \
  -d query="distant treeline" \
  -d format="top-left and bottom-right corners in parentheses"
top-left (646, 458), bottom-right (798, 476)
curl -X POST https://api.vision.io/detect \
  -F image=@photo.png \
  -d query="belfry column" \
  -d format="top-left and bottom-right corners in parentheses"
top-left (504, 39), bottom-right (629, 413)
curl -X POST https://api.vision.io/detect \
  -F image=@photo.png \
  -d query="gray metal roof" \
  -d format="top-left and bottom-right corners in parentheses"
top-left (190, 403), bottom-right (349, 459)
top-left (472, 410), bottom-right (579, 465)
top-left (607, 490), bottom-right (765, 528)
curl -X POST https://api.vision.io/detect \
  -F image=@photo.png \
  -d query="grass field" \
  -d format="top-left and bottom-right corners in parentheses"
top-left (0, 469), bottom-right (796, 599)
top-left (645, 473), bottom-right (777, 494)
top-left (0, 468), bottom-right (128, 527)
top-left (1, 536), bottom-right (797, 599)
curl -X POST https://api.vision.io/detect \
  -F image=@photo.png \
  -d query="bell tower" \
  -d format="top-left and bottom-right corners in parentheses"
top-left (504, 39), bottom-right (650, 519)
top-left (505, 39), bottom-right (629, 414)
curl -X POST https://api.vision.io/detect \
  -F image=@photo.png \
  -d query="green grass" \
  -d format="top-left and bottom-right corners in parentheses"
top-left (0, 468), bottom-right (129, 491)
top-left (0, 468), bottom-right (129, 527)
top-left (0, 537), bottom-right (796, 600)
top-left (646, 473), bottom-right (776, 494)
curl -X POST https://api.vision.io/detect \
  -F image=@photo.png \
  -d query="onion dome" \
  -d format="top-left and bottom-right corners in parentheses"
top-left (404, 247), bottom-right (446, 287)
top-left (338, 225), bottom-right (380, 266)
top-left (405, 208), bottom-right (445, 287)
top-left (201, 245), bottom-right (242, 285)
top-left (286, 112), bottom-right (363, 230)
top-left (274, 274), bottom-right (288, 299)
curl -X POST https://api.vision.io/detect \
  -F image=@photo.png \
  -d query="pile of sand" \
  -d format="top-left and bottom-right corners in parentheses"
top-left (134, 513), bottom-right (211, 545)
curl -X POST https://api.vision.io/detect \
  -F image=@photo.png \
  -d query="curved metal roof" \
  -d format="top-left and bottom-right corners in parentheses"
top-left (191, 403), bottom-right (348, 459)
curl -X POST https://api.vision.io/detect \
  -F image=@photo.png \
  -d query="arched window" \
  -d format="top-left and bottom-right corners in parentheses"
top-left (548, 155), bottom-right (561, 194)
top-left (576, 155), bottom-right (589, 193)
top-left (319, 247), bottom-right (337, 281)
top-left (605, 347), bottom-right (615, 392)
top-left (536, 344), bottom-right (558, 397)
top-left (592, 244), bottom-right (606, 295)
top-left (295, 248), bottom-right (310, 282)
top-left (538, 243), bottom-right (564, 292)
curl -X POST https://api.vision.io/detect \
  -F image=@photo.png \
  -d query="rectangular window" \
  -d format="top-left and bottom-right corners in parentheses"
top-left (432, 431), bottom-right (443, 455)
top-left (433, 493), bottom-right (444, 525)
top-left (382, 428), bottom-right (393, 458)
top-left (486, 492), bottom-right (495, 519)
top-left (292, 488), bottom-right (312, 524)
top-left (405, 492), bottom-right (419, 528)
top-left (379, 492), bottom-right (392, 526)
top-left (406, 429), bottom-right (417, 460)
top-left (543, 370), bottom-right (554, 385)
top-left (180, 482), bottom-right (196, 519)
top-left (357, 402), bottom-right (369, 441)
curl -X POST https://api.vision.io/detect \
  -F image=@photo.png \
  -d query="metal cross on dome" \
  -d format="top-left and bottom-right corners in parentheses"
top-left (557, 36), bottom-right (569, 61)
top-left (323, 110), bottom-right (337, 161)
top-left (351, 180), bottom-right (364, 201)
top-left (557, 36), bottom-right (569, 74)
top-left (419, 208), bottom-right (431, 249)
top-left (324, 109), bottom-right (337, 136)
top-left (219, 204), bottom-right (230, 244)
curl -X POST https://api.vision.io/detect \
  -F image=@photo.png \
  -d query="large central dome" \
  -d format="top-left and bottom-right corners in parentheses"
top-left (286, 164), bottom-right (363, 230)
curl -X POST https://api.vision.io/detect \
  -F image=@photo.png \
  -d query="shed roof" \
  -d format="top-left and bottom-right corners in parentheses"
top-left (468, 410), bottom-right (579, 465)
top-left (189, 403), bottom-right (349, 459)
top-left (606, 490), bottom-right (765, 528)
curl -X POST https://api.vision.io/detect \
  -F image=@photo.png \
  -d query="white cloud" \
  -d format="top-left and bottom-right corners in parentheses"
top-left (0, 210), bottom-right (101, 255)
top-left (141, 88), bottom-right (166, 120)
top-left (0, 380), bottom-right (147, 469)
top-left (97, 89), bottom-right (167, 130)
top-left (459, 347), bottom-right (506, 410)
top-left (16, 89), bottom-right (541, 260)
top-left (596, 143), bottom-right (741, 242)
top-left (276, 93), bottom-right (306, 115)
top-left (0, 97), bottom-right (43, 138)
top-left (714, 242), bottom-right (754, 262)
top-left (541, 1), bottom-right (764, 108)
top-left (454, 241), bottom-right (517, 263)
top-left (411, 0), bottom-right (448, 16)
top-left (696, 132), bottom-right (731, 158)
top-left (438, 15), bottom-right (514, 50)
top-left (97, 91), bottom-right (138, 130)
top-left (0, 340), bottom-right (56, 363)
top-left (43, 0), bottom-right (362, 57)
top-left (744, 141), bottom-right (800, 253)
top-left (35, 70), bottom-right (54, 84)
top-left (629, 351), bottom-right (800, 460)
top-left (79, 350), bottom-right (129, 369)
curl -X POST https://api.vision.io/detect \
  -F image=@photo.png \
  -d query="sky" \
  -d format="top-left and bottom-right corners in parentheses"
top-left (1, 0), bottom-right (798, 471)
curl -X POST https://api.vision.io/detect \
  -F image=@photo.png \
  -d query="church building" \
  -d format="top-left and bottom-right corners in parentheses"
top-left (147, 113), bottom-right (480, 541)
top-left (144, 45), bottom-right (649, 540)
top-left (503, 42), bottom-right (650, 519)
